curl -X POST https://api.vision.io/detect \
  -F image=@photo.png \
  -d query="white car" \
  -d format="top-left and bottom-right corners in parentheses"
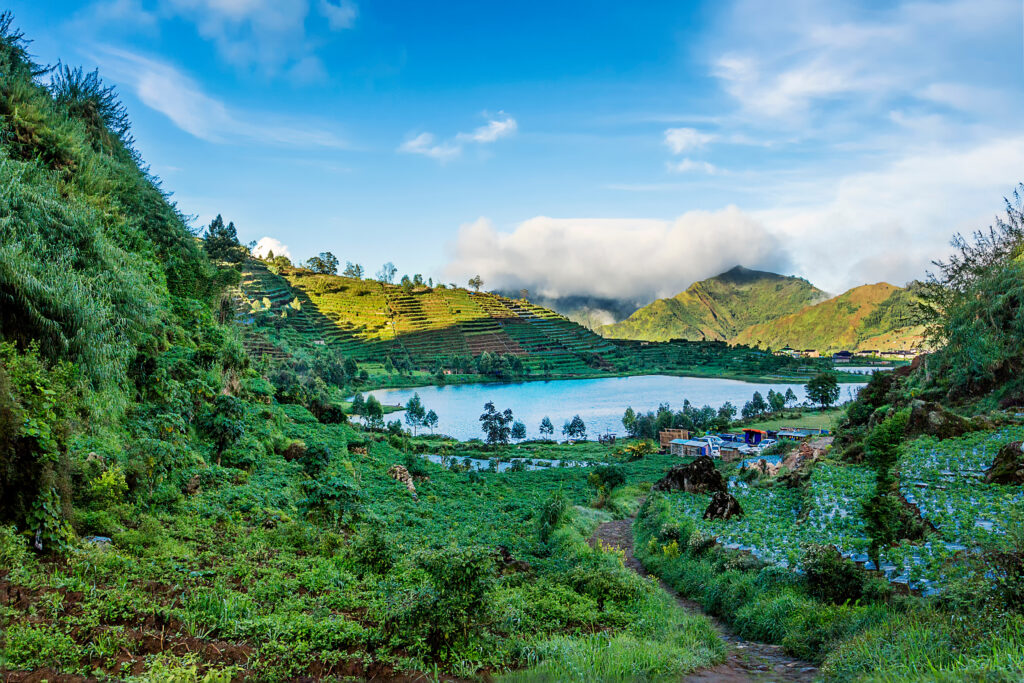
top-left (698, 435), bottom-right (725, 448)
top-left (756, 438), bottom-right (778, 451)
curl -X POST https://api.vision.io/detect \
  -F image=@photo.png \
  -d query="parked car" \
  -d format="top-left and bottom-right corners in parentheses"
top-left (756, 438), bottom-right (778, 451)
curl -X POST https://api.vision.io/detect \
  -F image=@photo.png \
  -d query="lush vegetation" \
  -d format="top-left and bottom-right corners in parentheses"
top-left (0, 18), bottom-right (729, 680)
top-left (733, 283), bottom-right (924, 354)
top-left (625, 188), bottom-right (1024, 681)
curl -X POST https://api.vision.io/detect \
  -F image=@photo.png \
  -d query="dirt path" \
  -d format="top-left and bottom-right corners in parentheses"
top-left (590, 519), bottom-right (818, 683)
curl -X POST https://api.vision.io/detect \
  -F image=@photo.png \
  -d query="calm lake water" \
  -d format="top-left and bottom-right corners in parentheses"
top-left (368, 375), bottom-right (866, 441)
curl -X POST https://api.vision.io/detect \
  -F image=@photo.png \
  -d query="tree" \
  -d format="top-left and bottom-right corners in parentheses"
top-left (364, 395), bottom-right (385, 430)
top-left (511, 420), bottom-right (526, 442)
top-left (468, 275), bottom-right (484, 292)
top-left (621, 407), bottom-right (637, 434)
top-left (400, 275), bottom-right (413, 294)
top-left (768, 389), bottom-right (786, 413)
top-left (350, 393), bottom-right (365, 420)
top-left (404, 393), bottom-right (426, 435)
top-left (806, 372), bottom-right (840, 408)
top-left (562, 415), bottom-right (586, 441)
top-left (376, 262), bottom-right (398, 284)
top-left (424, 409), bottom-right (438, 434)
top-left (203, 214), bottom-right (244, 264)
top-left (384, 356), bottom-right (396, 374)
top-left (479, 401), bottom-right (513, 446)
top-left (305, 252), bottom-right (339, 275)
top-left (203, 394), bottom-right (244, 465)
top-left (749, 391), bottom-right (768, 415)
top-left (785, 388), bottom-right (798, 406)
top-left (539, 416), bottom-right (554, 438)
top-left (343, 261), bottom-right (364, 278)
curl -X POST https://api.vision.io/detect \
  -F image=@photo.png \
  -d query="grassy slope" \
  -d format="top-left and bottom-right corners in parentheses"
top-left (602, 266), bottom-right (826, 342)
top-left (732, 283), bottom-right (924, 353)
top-left (237, 260), bottom-right (620, 377)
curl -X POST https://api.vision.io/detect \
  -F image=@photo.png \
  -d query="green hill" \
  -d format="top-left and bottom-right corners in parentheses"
top-left (236, 260), bottom-right (623, 377)
top-left (732, 283), bottom-right (924, 353)
top-left (602, 266), bottom-right (826, 342)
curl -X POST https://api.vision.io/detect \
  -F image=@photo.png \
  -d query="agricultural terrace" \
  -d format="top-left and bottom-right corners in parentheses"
top-left (237, 259), bottom-right (851, 386)
top-left (662, 459), bottom-right (875, 569)
top-left (890, 427), bottom-right (1024, 593)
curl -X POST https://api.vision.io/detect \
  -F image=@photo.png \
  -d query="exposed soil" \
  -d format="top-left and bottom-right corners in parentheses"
top-left (590, 518), bottom-right (819, 683)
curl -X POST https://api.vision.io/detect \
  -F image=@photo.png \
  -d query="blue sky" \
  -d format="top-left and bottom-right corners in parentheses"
top-left (13, 0), bottom-right (1024, 301)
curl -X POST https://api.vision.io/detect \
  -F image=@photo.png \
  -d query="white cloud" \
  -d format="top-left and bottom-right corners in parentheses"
top-left (456, 113), bottom-right (518, 143)
top-left (252, 237), bottom-right (292, 259)
top-left (754, 136), bottom-right (1024, 292)
top-left (444, 208), bottom-right (792, 301)
top-left (320, 0), bottom-right (358, 30)
top-left (399, 113), bottom-right (518, 161)
top-left (664, 127), bottom-right (715, 154)
top-left (397, 133), bottom-right (461, 161)
top-left (666, 158), bottom-right (719, 174)
top-left (95, 47), bottom-right (347, 148)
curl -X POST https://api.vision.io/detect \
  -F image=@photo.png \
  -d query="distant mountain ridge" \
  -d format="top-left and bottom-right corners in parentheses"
top-left (732, 283), bottom-right (924, 353)
top-left (602, 266), bottom-right (827, 342)
top-left (601, 266), bottom-right (923, 353)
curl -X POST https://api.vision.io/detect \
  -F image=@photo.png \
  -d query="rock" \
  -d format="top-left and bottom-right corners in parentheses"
top-left (703, 491), bottom-right (743, 520)
top-left (652, 456), bottom-right (726, 494)
top-left (185, 474), bottom-right (201, 496)
top-left (906, 400), bottom-right (988, 440)
top-left (387, 464), bottom-right (418, 499)
top-left (283, 441), bottom-right (307, 462)
top-left (985, 441), bottom-right (1024, 485)
top-left (745, 457), bottom-right (780, 477)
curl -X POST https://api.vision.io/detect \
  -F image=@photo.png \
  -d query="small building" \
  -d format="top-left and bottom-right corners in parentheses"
top-left (800, 349), bottom-right (820, 358)
top-left (742, 428), bottom-right (768, 446)
top-left (832, 350), bottom-right (854, 363)
top-left (659, 429), bottom-right (690, 452)
top-left (720, 444), bottom-right (743, 462)
top-left (855, 349), bottom-right (879, 358)
top-left (670, 439), bottom-right (712, 457)
top-left (777, 429), bottom-right (812, 440)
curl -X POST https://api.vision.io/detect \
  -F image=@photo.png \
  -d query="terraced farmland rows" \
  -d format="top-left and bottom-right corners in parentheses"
top-left (237, 261), bottom-right (619, 373)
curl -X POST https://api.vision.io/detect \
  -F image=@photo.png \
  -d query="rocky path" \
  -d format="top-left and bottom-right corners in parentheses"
top-left (590, 519), bottom-right (818, 683)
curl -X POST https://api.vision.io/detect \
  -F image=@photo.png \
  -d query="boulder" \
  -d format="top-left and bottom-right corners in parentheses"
top-left (985, 441), bottom-right (1024, 485)
top-left (387, 464), bottom-right (418, 499)
top-left (653, 456), bottom-right (726, 494)
top-left (703, 491), bottom-right (743, 520)
top-left (185, 474), bottom-right (201, 496)
top-left (906, 400), bottom-right (987, 440)
top-left (744, 457), bottom-right (780, 477)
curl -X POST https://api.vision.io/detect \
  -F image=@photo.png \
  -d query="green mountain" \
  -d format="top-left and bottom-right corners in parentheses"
top-left (731, 283), bottom-right (924, 353)
top-left (602, 266), bottom-right (827, 342)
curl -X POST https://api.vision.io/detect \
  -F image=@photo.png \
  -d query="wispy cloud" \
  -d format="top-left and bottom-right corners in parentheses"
top-left (320, 0), bottom-right (358, 30)
top-left (399, 112), bottom-right (517, 162)
top-left (663, 127), bottom-right (715, 154)
top-left (95, 47), bottom-right (347, 148)
top-left (666, 158), bottom-right (719, 175)
top-left (76, 0), bottom-right (358, 77)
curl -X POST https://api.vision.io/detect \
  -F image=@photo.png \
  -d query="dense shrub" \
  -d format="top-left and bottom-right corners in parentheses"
top-left (801, 544), bottom-right (864, 605)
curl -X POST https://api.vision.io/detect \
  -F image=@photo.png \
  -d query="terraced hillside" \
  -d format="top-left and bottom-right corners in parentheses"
top-left (237, 260), bottom-right (622, 375)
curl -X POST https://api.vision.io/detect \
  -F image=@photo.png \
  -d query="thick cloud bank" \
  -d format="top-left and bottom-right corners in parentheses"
top-left (444, 207), bottom-right (793, 302)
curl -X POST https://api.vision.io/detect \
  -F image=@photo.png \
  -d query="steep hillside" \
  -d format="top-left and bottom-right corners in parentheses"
top-left (732, 283), bottom-right (924, 352)
top-left (602, 266), bottom-right (826, 342)
top-left (237, 260), bottom-right (623, 376)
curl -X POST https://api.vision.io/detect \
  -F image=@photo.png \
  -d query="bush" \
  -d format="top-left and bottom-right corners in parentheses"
top-left (536, 491), bottom-right (571, 545)
top-left (350, 521), bottom-right (393, 575)
top-left (385, 545), bottom-right (495, 658)
top-left (801, 544), bottom-right (864, 605)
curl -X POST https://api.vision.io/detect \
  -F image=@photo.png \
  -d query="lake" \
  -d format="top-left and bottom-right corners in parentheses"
top-left (368, 375), bottom-right (866, 441)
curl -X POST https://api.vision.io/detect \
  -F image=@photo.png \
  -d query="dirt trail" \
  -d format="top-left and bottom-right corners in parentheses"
top-left (590, 519), bottom-right (818, 683)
